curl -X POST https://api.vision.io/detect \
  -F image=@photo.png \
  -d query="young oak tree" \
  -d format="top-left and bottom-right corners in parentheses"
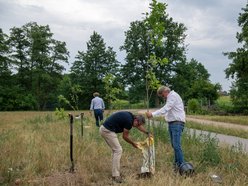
top-left (121, 0), bottom-right (168, 105)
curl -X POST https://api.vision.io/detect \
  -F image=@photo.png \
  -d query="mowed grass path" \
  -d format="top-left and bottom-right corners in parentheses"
top-left (187, 115), bottom-right (248, 126)
top-left (186, 115), bottom-right (248, 139)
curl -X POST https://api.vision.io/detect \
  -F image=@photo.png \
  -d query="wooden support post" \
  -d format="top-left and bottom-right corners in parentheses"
top-left (80, 113), bottom-right (84, 137)
top-left (68, 113), bottom-right (74, 173)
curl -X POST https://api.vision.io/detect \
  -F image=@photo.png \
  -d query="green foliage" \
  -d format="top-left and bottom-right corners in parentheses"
top-left (120, 0), bottom-right (190, 106)
top-left (171, 59), bottom-right (220, 104)
top-left (214, 96), bottom-right (234, 114)
top-left (111, 99), bottom-right (130, 109)
top-left (1, 22), bottom-right (69, 111)
top-left (58, 94), bottom-right (75, 111)
top-left (70, 85), bottom-right (83, 111)
top-left (103, 74), bottom-right (121, 109)
top-left (54, 107), bottom-right (67, 120)
top-left (144, 1), bottom-right (169, 108)
top-left (145, 0), bottom-right (166, 47)
top-left (0, 1), bottom-right (220, 111)
top-left (187, 98), bottom-right (201, 114)
top-left (70, 31), bottom-right (120, 109)
top-left (152, 120), bottom-right (169, 144)
top-left (224, 3), bottom-right (248, 113)
top-left (57, 83), bottom-right (83, 112)
top-left (0, 28), bottom-right (11, 76)
top-left (199, 133), bottom-right (221, 166)
top-left (130, 102), bottom-right (146, 109)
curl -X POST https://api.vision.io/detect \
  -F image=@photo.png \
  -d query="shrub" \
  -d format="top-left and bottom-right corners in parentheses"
top-left (112, 99), bottom-right (130, 109)
top-left (187, 99), bottom-right (201, 114)
top-left (200, 133), bottom-right (221, 166)
top-left (54, 107), bottom-right (67, 120)
top-left (214, 96), bottom-right (234, 114)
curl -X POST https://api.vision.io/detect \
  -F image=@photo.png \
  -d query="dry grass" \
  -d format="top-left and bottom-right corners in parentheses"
top-left (0, 111), bottom-right (248, 185)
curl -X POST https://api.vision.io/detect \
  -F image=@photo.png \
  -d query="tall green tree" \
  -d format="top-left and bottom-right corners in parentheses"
top-left (0, 28), bottom-right (11, 80)
top-left (224, 3), bottom-right (248, 112)
top-left (171, 58), bottom-right (219, 104)
top-left (0, 28), bottom-right (13, 110)
top-left (103, 74), bottom-right (122, 110)
top-left (8, 26), bottom-right (30, 90)
top-left (70, 31), bottom-right (120, 109)
top-left (121, 0), bottom-right (187, 105)
top-left (8, 22), bottom-right (69, 110)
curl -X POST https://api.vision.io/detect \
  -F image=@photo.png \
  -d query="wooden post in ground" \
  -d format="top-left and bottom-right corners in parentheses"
top-left (80, 113), bottom-right (84, 137)
top-left (68, 113), bottom-right (74, 173)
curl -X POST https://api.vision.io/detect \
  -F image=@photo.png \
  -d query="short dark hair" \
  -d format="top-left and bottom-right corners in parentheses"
top-left (135, 115), bottom-right (145, 125)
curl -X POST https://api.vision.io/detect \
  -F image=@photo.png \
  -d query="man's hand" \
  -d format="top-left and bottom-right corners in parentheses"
top-left (123, 129), bottom-right (139, 148)
top-left (132, 142), bottom-right (139, 148)
top-left (146, 112), bottom-right (153, 119)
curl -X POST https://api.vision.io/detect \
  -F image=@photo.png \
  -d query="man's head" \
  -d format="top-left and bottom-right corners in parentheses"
top-left (157, 86), bottom-right (170, 99)
top-left (93, 92), bottom-right (100, 97)
top-left (133, 115), bottom-right (145, 127)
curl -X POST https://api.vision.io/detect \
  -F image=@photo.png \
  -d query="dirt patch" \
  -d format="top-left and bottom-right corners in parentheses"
top-left (26, 171), bottom-right (85, 186)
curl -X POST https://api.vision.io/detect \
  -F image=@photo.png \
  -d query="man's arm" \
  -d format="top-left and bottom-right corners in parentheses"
top-left (90, 99), bottom-right (94, 110)
top-left (136, 125), bottom-right (149, 135)
top-left (123, 129), bottom-right (138, 148)
top-left (101, 99), bottom-right (105, 110)
top-left (146, 94), bottom-right (177, 118)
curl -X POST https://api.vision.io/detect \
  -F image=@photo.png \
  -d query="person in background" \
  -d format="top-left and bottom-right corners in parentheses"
top-left (146, 86), bottom-right (185, 173)
top-left (99, 111), bottom-right (148, 183)
top-left (90, 92), bottom-right (105, 127)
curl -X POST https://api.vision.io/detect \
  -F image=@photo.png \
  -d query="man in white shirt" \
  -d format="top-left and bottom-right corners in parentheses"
top-left (146, 86), bottom-right (185, 172)
top-left (90, 92), bottom-right (105, 127)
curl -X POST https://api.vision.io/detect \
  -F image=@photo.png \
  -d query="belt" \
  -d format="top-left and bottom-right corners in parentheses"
top-left (168, 121), bottom-right (185, 124)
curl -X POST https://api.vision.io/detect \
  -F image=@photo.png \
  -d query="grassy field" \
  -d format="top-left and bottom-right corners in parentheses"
top-left (1, 111), bottom-right (248, 185)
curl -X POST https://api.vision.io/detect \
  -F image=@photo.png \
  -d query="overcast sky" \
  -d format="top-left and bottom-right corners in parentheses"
top-left (0, 0), bottom-right (246, 91)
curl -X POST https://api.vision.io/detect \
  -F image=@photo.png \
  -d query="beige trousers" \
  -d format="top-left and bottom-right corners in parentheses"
top-left (99, 125), bottom-right (123, 177)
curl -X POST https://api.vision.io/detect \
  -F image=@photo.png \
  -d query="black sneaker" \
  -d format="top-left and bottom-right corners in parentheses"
top-left (137, 172), bottom-right (152, 179)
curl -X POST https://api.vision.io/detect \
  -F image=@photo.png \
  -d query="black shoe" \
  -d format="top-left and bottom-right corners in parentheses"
top-left (137, 172), bottom-right (152, 179)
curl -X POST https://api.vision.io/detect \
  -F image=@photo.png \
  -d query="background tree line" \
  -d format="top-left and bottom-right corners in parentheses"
top-left (0, 0), bottom-right (247, 113)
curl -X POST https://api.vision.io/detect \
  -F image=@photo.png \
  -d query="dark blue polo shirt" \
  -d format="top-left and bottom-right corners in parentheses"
top-left (103, 111), bottom-right (134, 133)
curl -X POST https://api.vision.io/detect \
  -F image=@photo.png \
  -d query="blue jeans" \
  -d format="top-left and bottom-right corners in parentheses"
top-left (168, 122), bottom-right (184, 167)
top-left (94, 109), bottom-right (103, 127)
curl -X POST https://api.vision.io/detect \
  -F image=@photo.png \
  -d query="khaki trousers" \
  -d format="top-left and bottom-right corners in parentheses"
top-left (99, 125), bottom-right (123, 177)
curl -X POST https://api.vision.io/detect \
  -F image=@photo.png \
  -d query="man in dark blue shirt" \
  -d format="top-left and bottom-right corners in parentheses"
top-left (99, 111), bottom-right (148, 183)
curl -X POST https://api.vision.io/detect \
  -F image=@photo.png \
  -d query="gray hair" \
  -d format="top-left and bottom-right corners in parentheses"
top-left (135, 115), bottom-right (145, 125)
top-left (157, 86), bottom-right (171, 96)
top-left (93, 92), bottom-right (100, 97)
